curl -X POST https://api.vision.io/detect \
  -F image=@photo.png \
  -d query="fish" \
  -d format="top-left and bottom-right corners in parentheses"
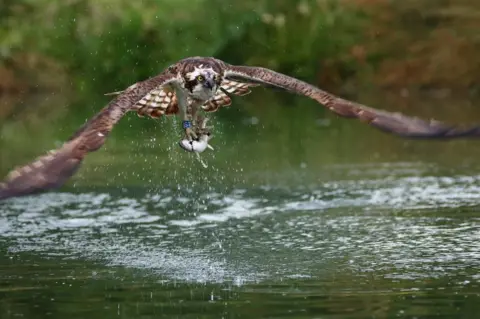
top-left (178, 116), bottom-right (214, 153)
top-left (178, 133), bottom-right (214, 153)
top-left (178, 117), bottom-right (214, 168)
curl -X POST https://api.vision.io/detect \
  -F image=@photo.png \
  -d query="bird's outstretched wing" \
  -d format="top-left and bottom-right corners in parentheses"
top-left (0, 71), bottom-right (178, 201)
top-left (224, 65), bottom-right (480, 139)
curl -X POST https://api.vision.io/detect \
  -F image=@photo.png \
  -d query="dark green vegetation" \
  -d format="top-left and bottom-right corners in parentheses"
top-left (0, 0), bottom-right (367, 96)
top-left (2, 0), bottom-right (480, 98)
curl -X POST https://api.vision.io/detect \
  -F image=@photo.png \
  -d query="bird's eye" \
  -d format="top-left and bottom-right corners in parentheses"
top-left (196, 75), bottom-right (204, 82)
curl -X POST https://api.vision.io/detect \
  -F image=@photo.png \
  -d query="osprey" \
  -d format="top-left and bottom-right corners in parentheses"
top-left (1, 56), bottom-right (479, 200)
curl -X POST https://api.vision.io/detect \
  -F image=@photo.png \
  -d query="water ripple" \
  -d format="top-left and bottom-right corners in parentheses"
top-left (1, 165), bottom-right (479, 283)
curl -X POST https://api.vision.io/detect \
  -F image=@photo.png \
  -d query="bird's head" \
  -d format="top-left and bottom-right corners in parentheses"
top-left (183, 65), bottom-right (222, 100)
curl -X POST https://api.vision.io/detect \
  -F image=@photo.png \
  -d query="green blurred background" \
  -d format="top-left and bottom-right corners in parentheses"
top-left (2, 0), bottom-right (479, 94)
top-left (1, 0), bottom-right (480, 185)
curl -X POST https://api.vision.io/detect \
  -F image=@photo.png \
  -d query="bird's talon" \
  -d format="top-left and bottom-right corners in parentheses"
top-left (185, 127), bottom-right (198, 140)
top-left (178, 118), bottom-right (214, 154)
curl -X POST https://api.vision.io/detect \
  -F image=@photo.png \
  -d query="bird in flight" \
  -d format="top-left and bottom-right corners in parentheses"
top-left (1, 56), bottom-right (479, 201)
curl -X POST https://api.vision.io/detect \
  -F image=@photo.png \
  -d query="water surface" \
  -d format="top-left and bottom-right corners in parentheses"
top-left (1, 92), bottom-right (480, 318)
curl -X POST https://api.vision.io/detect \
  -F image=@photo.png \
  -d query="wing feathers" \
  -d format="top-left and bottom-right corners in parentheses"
top-left (106, 79), bottom-right (257, 116)
top-left (221, 79), bottom-right (258, 96)
top-left (0, 72), bottom-right (177, 200)
top-left (224, 65), bottom-right (480, 139)
top-left (0, 145), bottom-right (83, 201)
top-left (202, 89), bottom-right (232, 112)
top-left (135, 86), bottom-right (179, 118)
top-left (201, 79), bottom-right (258, 112)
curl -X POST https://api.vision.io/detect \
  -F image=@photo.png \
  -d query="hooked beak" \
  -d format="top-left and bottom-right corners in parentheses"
top-left (203, 79), bottom-right (215, 90)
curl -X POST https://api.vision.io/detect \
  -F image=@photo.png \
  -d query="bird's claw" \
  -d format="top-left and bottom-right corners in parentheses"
top-left (178, 116), bottom-right (214, 155)
top-left (185, 127), bottom-right (198, 141)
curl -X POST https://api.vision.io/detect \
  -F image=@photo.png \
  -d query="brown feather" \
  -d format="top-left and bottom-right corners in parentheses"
top-left (0, 71), bottom-right (177, 201)
top-left (224, 65), bottom-right (480, 139)
top-left (201, 80), bottom-right (257, 112)
top-left (220, 79), bottom-right (258, 96)
top-left (132, 79), bottom-right (258, 115)
top-left (202, 89), bottom-right (232, 112)
top-left (0, 145), bottom-right (83, 200)
top-left (134, 85), bottom-right (177, 118)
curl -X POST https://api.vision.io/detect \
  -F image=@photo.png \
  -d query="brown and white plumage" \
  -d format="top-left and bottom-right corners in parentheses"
top-left (1, 56), bottom-right (480, 201)
top-left (129, 79), bottom-right (257, 117)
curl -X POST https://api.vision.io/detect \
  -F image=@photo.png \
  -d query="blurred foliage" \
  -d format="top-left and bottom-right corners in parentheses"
top-left (2, 0), bottom-right (480, 97)
top-left (358, 0), bottom-right (480, 90)
top-left (0, 0), bottom-right (368, 95)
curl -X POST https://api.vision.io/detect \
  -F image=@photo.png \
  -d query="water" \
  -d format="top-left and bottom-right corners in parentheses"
top-left (1, 92), bottom-right (480, 318)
